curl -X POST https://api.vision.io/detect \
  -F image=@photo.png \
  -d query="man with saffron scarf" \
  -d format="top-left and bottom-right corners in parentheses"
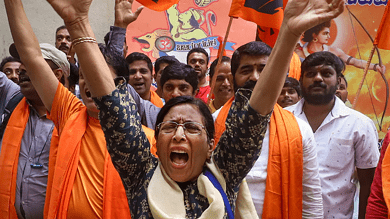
top-left (126, 52), bottom-right (164, 108)
top-left (213, 41), bottom-right (323, 218)
top-left (0, 43), bottom-right (67, 219)
top-left (2, 0), bottom-right (144, 218)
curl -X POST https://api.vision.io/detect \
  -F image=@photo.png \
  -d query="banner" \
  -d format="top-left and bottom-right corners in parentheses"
top-left (126, 0), bottom-right (257, 64)
top-left (127, 0), bottom-right (390, 138)
top-left (311, 1), bottom-right (389, 138)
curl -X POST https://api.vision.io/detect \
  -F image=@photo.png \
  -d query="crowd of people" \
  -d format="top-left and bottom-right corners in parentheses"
top-left (0, 0), bottom-right (389, 218)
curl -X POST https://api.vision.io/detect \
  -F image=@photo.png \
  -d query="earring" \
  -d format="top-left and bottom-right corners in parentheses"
top-left (313, 38), bottom-right (318, 42)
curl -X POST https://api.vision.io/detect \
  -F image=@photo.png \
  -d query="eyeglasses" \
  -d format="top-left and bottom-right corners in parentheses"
top-left (157, 121), bottom-right (206, 135)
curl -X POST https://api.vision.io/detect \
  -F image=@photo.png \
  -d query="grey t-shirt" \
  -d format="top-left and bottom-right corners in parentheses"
top-left (0, 71), bottom-right (21, 121)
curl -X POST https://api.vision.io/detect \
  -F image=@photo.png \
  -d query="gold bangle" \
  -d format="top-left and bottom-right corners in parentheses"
top-left (72, 36), bottom-right (96, 43)
top-left (72, 37), bottom-right (97, 47)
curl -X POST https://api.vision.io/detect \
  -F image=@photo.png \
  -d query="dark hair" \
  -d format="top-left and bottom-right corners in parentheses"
top-left (155, 96), bottom-right (214, 141)
top-left (209, 56), bottom-right (231, 86)
top-left (302, 21), bottom-right (331, 42)
top-left (231, 41), bottom-right (272, 76)
top-left (98, 43), bottom-right (130, 81)
top-left (339, 73), bottom-right (348, 87)
top-left (300, 51), bottom-right (345, 81)
top-left (160, 63), bottom-right (198, 92)
top-left (284, 77), bottom-right (301, 97)
top-left (155, 56), bottom-right (180, 74)
top-left (68, 62), bottom-right (79, 91)
top-left (55, 25), bottom-right (67, 35)
top-left (125, 52), bottom-right (153, 73)
top-left (0, 56), bottom-right (21, 72)
top-left (187, 47), bottom-right (209, 65)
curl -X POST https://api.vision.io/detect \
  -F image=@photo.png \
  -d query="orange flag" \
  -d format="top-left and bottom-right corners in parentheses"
top-left (136, 0), bottom-right (179, 11)
top-left (217, 36), bottom-right (227, 58)
top-left (256, 26), bottom-right (279, 47)
top-left (374, 2), bottom-right (390, 50)
top-left (229, 0), bottom-right (284, 29)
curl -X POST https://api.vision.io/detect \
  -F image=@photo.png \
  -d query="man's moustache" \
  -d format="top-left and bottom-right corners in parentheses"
top-left (308, 82), bottom-right (326, 89)
top-left (59, 45), bottom-right (69, 50)
top-left (242, 80), bottom-right (257, 90)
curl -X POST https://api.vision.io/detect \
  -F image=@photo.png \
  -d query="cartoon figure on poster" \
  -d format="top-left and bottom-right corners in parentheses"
top-left (133, 29), bottom-right (171, 59)
top-left (164, 4), bottom-right (216, 62)
top-left (293, 11), bottom-right (390, 138)
top-left (167, 5), bottom-right (216, 41)
top-left (296, 20), bottom-right (386, 74)
top-left (133, 3), bottom-right (232, 63)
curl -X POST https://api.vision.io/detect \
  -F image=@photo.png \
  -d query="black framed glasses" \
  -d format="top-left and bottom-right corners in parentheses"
top-left (157, 121), bottom-right (206, 135)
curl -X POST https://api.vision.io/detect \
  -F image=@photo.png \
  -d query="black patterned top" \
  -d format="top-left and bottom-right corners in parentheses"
top-left (94, 83), bottom-right (271, 218)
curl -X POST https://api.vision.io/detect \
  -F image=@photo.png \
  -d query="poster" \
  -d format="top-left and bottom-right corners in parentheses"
top-left (330, 1), bottom-right (389, 138)
top-left (126, 0), bottom-right (256, 64)
top-left (127, 0), bottom-right (390, 138)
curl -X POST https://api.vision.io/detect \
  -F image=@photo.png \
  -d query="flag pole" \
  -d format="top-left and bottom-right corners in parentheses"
top-left (352, 2), bottom-right (388, 109)
top-left (207, 16), bottom-right (234, 105)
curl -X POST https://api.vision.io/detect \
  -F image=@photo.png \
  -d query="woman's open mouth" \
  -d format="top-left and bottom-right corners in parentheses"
top-left (170, 150), bottom-right (189, 168)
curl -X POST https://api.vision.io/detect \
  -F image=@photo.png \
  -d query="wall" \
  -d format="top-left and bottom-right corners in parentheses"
top-left (0, 0), bottom-right (115, 58)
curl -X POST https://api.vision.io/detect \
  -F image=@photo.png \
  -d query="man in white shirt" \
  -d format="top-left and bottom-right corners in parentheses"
top-left (213, 41), bottom-right (323, 218)
top-left (286, 51), bottom-right (379, 218)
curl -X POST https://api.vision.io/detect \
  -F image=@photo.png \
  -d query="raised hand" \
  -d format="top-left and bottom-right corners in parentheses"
top-left (46, 0), bottom-right (92, 26)
top-left (114, 0), bottom-right (144, 29)
top-left (283, 0), bottom-right (344, 37)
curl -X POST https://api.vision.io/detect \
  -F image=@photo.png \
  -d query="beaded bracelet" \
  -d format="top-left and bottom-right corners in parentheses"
top-left (72, 37), bottom-right (97, 47)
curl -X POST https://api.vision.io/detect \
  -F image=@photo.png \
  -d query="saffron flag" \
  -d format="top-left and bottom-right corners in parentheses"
top-left (256, 26), bottom-right (279, 47)
top-left (136, 0), bottom-right (179, 11)
top-left (374, 2), bottom-right (390, 50)
top-left (217, 36), bottom-right (227, 58)
top-left (229, 0), bottom-right (284, 29)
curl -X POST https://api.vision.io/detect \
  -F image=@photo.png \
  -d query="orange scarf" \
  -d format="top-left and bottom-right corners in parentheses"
top-left (144, 125), bottom-right (158, 157)
top-left (262, 104), bottom-right (303, 218)
top-left (150, 90), bottom-right (164, 108)
top-left (0, 98), bottom-right (29, 219)
top-left (214, 96), bottom-right (234, 147)
top-left (288, 52), bottom-right (301, 80)
top-left (381, 131), bottom-right (390, 219)
top-left (44, 107), bottom-right (131, 219)
top-left (214, 98), bottom-right (303, 218)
